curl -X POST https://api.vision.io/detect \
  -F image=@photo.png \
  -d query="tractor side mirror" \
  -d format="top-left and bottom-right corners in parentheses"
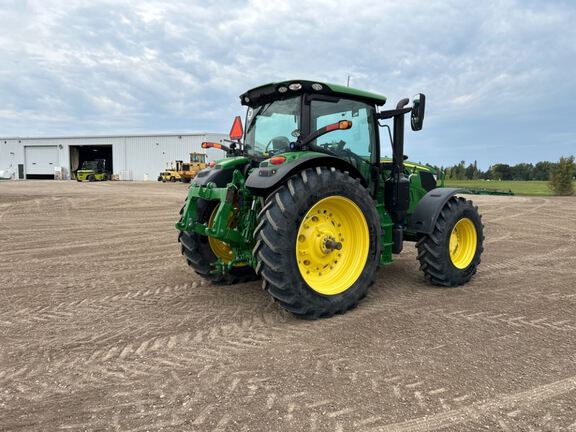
top-left (411, 93), bottom-right (426, 131)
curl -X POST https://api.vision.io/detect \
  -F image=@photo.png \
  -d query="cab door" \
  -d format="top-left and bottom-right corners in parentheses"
top-left (308, 97), bottom-right (378, 188)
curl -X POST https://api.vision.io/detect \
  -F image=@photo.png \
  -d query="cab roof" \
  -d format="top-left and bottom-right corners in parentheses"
top-left (240, 79), bottom-right (387, 107)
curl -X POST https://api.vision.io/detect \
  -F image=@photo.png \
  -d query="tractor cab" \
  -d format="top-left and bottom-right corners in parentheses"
top-left (241, 82), bottom-right (384, 171)
top-left (190, 152), bottom-right (206, 164)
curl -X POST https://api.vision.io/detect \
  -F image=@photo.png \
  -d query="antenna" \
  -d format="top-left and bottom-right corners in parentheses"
top-left (346, 75), bottom-right (351, 87)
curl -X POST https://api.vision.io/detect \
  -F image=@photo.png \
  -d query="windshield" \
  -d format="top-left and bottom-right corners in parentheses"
top-left (81, 161), bottom-right (99, 170)
top-left (244, 96), bottom-right (301, 158)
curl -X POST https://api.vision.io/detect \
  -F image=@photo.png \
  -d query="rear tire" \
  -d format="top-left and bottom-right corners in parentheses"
top-left (88, 175), bottom-right (95, 182)
top-left (254, 167), bottom-right (380, 319)
top-left (178, 199), bottom-right (258, 285)
top-left (170, 176), bottom-right (176, 182)
top-left (416, 197), bottom-right (484, 286)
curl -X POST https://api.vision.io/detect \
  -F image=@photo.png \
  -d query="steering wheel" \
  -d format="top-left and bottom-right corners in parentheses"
top-left (265, 136), bottom-right (291, 155)
top-left (320, 140), bottom-right (347, 152)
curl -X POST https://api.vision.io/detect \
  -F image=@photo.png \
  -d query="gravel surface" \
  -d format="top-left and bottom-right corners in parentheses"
top-left (0, 181), bottom-right (575, 431)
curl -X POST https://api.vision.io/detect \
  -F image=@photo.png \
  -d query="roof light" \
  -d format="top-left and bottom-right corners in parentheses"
top-left (278, 86), bottom-right (288, 93)
top-left (288, 83), bottom-right (302, 91)
top-left (270, 156), bottom-right (286, 165)
top-left (312, 83), bottom-right (323, 91)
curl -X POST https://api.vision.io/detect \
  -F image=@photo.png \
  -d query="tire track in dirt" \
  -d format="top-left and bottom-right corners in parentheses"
top-left (1, 185), bottom-right (575, 431)
top-left (369, 375), bottom-right (576, 432)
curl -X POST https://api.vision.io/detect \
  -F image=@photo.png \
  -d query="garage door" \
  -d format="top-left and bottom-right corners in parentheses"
top-left (25, 146), bottom-right (58, 176)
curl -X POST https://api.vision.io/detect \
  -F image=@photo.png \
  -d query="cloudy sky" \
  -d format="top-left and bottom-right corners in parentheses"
top-left (1, 0), bottom-right (575, 168)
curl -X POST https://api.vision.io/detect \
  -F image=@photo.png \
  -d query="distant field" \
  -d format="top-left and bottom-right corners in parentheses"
top-left (443, 179), bottom-right (575, 196)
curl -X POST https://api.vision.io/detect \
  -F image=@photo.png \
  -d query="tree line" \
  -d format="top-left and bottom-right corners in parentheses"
top-left (442, 160), bottom-right (569, 181)
top-left (438, 156), bottom-right (575, 195)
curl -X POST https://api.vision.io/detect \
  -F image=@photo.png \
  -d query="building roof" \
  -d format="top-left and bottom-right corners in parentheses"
top-left (0, 132), bottom-right (225, 141)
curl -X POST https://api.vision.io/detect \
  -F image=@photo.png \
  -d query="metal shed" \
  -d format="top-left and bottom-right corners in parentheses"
top-left (0, 132), bottom-right (226, 181)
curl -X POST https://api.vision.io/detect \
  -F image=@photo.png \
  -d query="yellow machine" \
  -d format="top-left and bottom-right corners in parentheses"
top-left (158, 161), bottom-right (183, 182)
top-left (158, 154), bottom-right (208, 183)
top-left (179, 153), bottom-right (208, 183)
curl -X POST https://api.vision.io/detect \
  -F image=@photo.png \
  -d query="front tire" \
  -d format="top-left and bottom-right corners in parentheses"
top-left (416, 196), bottom-right (484, 286)
top-left (254, 167), bottom-right (380, 319)
top-left (178, 199), bottom-right (258, 285)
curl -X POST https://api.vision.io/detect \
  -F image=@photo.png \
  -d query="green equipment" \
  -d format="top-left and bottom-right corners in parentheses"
top-left (464, 187), bottom-right (514, 196)
top-left (76, 159), bottom-right (109, 182)
top-left (176, 80), bottom-right (484, 319)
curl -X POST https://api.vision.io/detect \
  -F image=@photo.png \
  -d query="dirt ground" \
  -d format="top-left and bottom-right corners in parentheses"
top-left (0, 181), bottom-right (575, 431)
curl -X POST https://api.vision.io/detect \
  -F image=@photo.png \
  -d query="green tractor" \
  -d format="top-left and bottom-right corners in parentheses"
top-left (76, 159), bottom-right (109, 182)
top-left (176, 80), bottom-right (484, 319)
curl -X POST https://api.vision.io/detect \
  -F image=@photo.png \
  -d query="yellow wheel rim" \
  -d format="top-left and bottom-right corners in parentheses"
top-left (296, 196), bottom-right (369, 296)
top-left (207, 206), bottom-right (246, 267)
top-left (449, 218), bottom-right (477, 269)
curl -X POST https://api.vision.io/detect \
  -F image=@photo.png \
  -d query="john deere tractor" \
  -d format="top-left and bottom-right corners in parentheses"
top-left (176, 80), bottom-right (484, 319)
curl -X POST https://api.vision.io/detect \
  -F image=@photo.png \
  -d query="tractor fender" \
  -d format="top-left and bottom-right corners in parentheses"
top-left (245, 154), bottom-right (366, 197)
top-left (408, 188), bottom-right (468, 234)
top-left (192, 167), bottom-right (236, 187)
top-left (192, 157), bottom-right (252, 188)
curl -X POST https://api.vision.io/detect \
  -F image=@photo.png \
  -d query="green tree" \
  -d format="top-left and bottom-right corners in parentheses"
top-left (549, 156), bottom-right (575, 195)
top-left (511, 163), bottom-right (534, 181)
top-left (465, 161), bottom-right (480, 180)
top-left (492, 164), bottom-right (512, 180)
top-left (534, 161), bottom-right (554, 181)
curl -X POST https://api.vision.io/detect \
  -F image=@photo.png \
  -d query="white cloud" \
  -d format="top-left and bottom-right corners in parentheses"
top-left (0, 0), bottom-right (574, 166)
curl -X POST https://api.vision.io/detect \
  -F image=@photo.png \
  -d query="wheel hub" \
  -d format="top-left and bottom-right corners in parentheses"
top-left (449, 217), bottom-right (478, 269)
top-left (296, 196), bottom-right (369, 296)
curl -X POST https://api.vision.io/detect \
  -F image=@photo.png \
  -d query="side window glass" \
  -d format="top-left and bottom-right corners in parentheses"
top-left (311, 100), bottom-right (375, 160)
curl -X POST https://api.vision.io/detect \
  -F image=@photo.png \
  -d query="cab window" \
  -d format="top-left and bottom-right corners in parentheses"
top-left (310, 99), bottom-right (376, 161)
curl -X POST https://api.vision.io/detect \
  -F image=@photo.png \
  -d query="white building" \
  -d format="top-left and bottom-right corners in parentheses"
top-left (0, 132), bottom-right (227, 181)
